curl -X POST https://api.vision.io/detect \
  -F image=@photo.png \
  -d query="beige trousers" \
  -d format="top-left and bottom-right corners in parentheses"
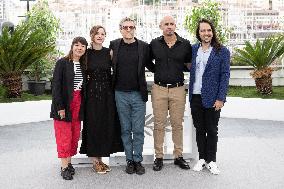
top-left (151, 84), bottom-right (186, 158)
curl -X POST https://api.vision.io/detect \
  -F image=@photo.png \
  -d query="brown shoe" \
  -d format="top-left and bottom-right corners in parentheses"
top-left (99, 161), bottom-right (111, 172)
top-left (92, 162), bottom-right (107, 174)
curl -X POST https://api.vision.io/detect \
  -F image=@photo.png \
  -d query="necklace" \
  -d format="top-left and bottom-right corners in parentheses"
top-left (166, 40), bottom-right (176, 47)
top-left (167, 41), bottom-right (174, 45)
top-left (165, 36), bottom-right (177, 47)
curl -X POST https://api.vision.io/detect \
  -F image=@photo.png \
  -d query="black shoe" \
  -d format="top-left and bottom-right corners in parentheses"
top-left (68, 163), bottom-right (75, 175)
top-left (174, 157), bottom-right (190, 170)
top-left (125, 160), bottom-right (135, 174)
top-left (61, 167), bottom-right (73, 180)
top-left (135, 162), bottom-right (145, 175)
top-left (153, 158), bottom-right (163, 171)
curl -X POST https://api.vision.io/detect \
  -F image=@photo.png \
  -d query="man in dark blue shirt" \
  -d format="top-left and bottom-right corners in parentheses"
top-left (150, 15), bottom-right (192, 171)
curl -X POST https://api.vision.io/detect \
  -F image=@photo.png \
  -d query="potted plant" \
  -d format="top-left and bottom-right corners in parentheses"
top-left (0, 0), bottom-right (59, 98)
top-left (233, 34), bottom-right (284, 95)
top-left (25, 0), bottom-right (60, 95)
top-left (26, 50), bottom-right (62, 95)
top-left (0, 22), bottom-right (55, 98)
top-left (26, 56), bottom-right (54, 95)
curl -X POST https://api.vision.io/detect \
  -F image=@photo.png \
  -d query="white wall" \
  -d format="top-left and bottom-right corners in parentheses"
top-left (229, 66), bottom-right (284, 86)
top-left (0, 100), bottom-right (52, 126)
top-left (1, 97), bottom-right (283, 126)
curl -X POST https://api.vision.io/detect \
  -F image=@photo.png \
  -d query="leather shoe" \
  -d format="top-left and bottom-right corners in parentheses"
top-left (135, 162), bottom-right (145, 175)
top-left (174, 157), bottom-right (190, 170)
top-left (68, 163), bottom-right (75, 175)
top-left (153, 158), bottom-right (163, 171)
top-left (61, 167), bottom-right (73, 180)
top-left (125, 160), bottom-right (135, 174)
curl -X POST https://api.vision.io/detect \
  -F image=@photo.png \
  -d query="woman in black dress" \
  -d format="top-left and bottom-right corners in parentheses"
top-left (80, 25), bottom-right (123, 174)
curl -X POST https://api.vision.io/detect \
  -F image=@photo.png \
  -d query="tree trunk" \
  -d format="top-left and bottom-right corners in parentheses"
top-left (1, 72), bottom-right (22, 98)
top-left (254, 75), bottom-right (272, 95)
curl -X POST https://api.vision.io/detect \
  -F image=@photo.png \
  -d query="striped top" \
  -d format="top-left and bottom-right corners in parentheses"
top-left (73, 61), bottom-right (83, 90)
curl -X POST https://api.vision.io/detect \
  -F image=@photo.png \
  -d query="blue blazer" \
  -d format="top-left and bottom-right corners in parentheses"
top-left (189, 44), bottom-right (230, 108)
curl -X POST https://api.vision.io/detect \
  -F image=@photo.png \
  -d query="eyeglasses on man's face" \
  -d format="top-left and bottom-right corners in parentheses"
top-left (121, 25), bottom-right (136, 30)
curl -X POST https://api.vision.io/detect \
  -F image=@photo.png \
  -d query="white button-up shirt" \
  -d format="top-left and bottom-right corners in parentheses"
top-left (193, 46), bottom-right (213, 94)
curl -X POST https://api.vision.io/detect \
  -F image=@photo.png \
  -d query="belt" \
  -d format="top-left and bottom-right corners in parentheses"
top-left (154, 81), bottom-right (184, 88)
top-left (192, 94), bottom-right (201, 98)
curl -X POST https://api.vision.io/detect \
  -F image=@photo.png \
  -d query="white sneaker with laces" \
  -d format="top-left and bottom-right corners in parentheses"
top-left (193, 159), bottom-right (206, 172)
top-left (206, 161), bottom-right (220, 175)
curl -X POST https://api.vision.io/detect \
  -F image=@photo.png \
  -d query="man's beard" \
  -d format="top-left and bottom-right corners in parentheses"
top-left (203, 40), bottom-right (211, 44)
top-left (202, 37), bottom-right (212, 44)
top-left (124, 35), bottom-right (134, 40)
top-left (165, 31), bottom-right (174, 36)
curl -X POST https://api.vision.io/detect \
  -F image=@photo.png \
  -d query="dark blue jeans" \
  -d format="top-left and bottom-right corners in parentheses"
top-left (115, 91), bottom-right (146, 162)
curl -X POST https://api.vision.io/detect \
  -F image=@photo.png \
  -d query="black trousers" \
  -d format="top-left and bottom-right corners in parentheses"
top-left (191, 94), bottom-right (220, 162)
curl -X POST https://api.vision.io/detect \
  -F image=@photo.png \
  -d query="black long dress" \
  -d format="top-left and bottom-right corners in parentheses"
top-left (80, 47), bottom-right (123, 157)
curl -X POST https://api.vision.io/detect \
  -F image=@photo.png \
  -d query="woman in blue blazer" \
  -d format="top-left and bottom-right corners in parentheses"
top-left (189, 19), bottom-right (230, 175)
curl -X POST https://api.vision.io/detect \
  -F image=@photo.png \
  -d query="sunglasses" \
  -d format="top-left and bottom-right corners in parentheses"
top-left (121, 25), bottom-right (136, 30)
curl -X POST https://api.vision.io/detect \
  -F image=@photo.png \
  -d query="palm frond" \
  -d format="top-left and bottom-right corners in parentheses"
top-left (0, 21), bottom-right (55, 76)
top-left (233, 34), bottom-right (284, 71)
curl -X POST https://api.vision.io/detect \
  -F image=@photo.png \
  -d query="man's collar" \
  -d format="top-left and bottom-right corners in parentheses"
top-left (199, 42), bottom-right (213, 50)
top-left (120, 37), bottom-right (137, 45)
top-left (198, 45), bottom-right (213, 53)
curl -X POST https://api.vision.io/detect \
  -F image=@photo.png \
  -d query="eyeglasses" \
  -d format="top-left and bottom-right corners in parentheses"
top-left (121, 25), bottom-right (136, 30)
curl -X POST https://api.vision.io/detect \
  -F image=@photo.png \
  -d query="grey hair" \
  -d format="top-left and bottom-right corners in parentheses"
top-left (119, 17), bottom-right (136, 29)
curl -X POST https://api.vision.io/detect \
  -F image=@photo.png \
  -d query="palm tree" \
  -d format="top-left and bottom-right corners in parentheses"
top-left (0, 21), bottom-right (55, 98)
top-left (233, 35), bottom-right (284, 95)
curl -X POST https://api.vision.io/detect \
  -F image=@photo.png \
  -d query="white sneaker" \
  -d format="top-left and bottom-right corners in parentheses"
top-left (193, 159), bottom-right (206, 172)
top-left (206, 161), bottom-right (220, 175)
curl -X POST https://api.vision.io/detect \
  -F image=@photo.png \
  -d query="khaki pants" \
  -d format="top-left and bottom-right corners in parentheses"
top-left (151, 84), bottom-right (186, 158)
